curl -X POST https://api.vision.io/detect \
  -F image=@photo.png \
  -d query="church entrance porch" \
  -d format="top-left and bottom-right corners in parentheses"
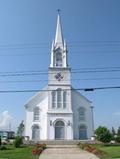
top-left (55, 121), bottom-right (65, 140)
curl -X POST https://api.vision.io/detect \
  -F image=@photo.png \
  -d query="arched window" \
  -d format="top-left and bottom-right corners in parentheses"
top-left (79, 124), bottom-right (87, 139)
top-left (33, 107), bottom-right (40, 121)
top-left (56, 52), bottom-right (62, 67)
top-left (57, 88), bottom-right (62, 108)
top-left (78, 107), bottom-right (86, 121)
top-left (32, 124), bottom-right (40, 140)
top-left (63, 91), bottom-right (67, 108)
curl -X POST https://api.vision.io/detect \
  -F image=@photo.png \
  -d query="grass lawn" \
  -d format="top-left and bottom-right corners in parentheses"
top-left (0, 145), bottom-right (38, 159)
top-left (93, 144), bottom-right (120, 159)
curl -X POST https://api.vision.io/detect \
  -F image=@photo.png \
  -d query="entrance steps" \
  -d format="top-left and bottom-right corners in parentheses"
top-left (29, 140), bottom-right (92, 145)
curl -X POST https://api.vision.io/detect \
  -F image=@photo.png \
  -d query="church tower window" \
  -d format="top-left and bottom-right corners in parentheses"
top-left (57, 88), bottom-right (62, 108)
top-left (56, 51), bottom-right (62, 67)
top-left (63, 91), bottom-right (67, 108)
top-left (33, 107), bottom-right (40, 121)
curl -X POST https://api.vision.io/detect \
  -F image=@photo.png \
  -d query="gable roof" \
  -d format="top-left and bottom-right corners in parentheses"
top-left (71, 86), bottom-right (92, 103)
top-left (24, 85), bottom-right (48, 108)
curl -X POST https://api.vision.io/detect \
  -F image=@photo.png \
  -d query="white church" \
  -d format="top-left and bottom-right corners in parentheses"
top-left (24, 14), bottom-right (94, 140)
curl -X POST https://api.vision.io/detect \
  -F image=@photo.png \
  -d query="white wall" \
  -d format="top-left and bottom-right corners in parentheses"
top-left (72, 90), bottom-right (94, 139)
top-left (25, 87), bottom-right (94, 140)
top-left (25, 94), bottom-right (48, 140)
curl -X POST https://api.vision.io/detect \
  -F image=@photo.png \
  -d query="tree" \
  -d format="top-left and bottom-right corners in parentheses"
top-left (111, 127), bottom-right (116, 139)
top-left (95, 126), bottom-right (112, 143)
top-left (117, 127), bottom-right (120, 136)
top-left (17, 120), bottom-right (24, 137)
top-left (0, 136), bottom-right (1, 147)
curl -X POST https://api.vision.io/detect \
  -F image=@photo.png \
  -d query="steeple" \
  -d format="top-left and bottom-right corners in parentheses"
top-left (54, 13), bottom-right (63, 47)
top-left (50, 13), bottom-right (68, 68)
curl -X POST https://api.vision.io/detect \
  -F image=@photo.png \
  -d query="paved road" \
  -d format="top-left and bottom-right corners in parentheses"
top-left (39, 145), bottom-right (99, 159)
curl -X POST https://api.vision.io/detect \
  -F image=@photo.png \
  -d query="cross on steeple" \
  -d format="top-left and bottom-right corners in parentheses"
top-left (57, 9), bottom-right (61, 14)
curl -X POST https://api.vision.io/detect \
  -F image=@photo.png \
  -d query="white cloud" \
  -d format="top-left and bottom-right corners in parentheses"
top-left (113, 112), bottom-right (120, 116)
top-left (0, 111), bottom-right (13, 129)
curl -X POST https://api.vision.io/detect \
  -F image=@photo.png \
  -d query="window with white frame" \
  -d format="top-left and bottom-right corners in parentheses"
top-left (78, 107), bottom-right (86, 121)
top-left (33, 107), bottom-right (40, 121)
top-left (57, 88), bottom-right (62, 108)
top-left (52, 91), bottom-right (56, 108)
top-left (63, 91), bottom-right (67, 108)
top-left (51, 89), bottom-right (67, 109)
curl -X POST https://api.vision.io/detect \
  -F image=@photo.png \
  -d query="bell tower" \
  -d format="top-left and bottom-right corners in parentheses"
top-left (48, 13), bottom-right (71, 86)
top-left (50, 13), bottom-right (68, 68)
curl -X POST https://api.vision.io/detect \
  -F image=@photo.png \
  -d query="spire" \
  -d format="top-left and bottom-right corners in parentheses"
top-left (55, 12), bottom-right (63, 46)
top-left (50, 11), bottom-right (68, 68)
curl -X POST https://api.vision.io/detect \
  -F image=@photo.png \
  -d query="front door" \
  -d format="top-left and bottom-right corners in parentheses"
top-left (55, 121), bottom-right (65, 139)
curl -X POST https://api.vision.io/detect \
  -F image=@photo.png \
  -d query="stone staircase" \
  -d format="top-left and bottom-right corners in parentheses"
top-left (26, 139), bottom-right (93, 145)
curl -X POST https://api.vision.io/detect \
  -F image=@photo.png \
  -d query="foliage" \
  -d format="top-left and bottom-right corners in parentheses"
top-left (115, 136), bottom-right (120, 143)
top-left (99, 131), bottom-right (112, 143)
top-left (117, 127), bottom-right (120, 136)
top-left (95, 126), bottom-right (112, 143)
top-left (14, 136), bottom-right (23, 148)
top-left (111, 127), bottom-right (116, 139)
top-left (0, 145), bottom-right (7, 150)
top-left (32, 143), bottom-right (46, 156)
top-left (0, 136), bottom-right (1, 146)
top-left (17, 120), bottom-right (25, 137)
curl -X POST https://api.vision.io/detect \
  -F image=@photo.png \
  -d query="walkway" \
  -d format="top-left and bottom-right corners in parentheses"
top-left (39, 145), bottom-right (99, 159)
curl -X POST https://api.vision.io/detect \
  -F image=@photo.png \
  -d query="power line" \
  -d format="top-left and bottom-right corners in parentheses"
top-left (0, 66), bottom-right (120, 74)
top-left (0, 41), bottom-right (120, 51)
top-left (0, 86), bottom-right (120, 93)
top-left (1, 77), bottom-right (120, 83)
top-left (0, 69), bottom-right (120, 77)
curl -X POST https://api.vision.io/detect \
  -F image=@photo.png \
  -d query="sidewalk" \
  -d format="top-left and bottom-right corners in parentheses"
top-left (39, 145), bottom-right (99, 159)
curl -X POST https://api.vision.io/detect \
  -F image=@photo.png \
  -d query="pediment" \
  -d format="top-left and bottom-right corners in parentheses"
top-left (24, 85), bottom-right (48, 108)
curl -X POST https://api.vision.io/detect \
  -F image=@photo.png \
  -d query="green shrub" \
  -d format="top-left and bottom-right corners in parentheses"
top-left (0, 145), bottom-right (7, 150)
top-left (95, 126), bottom-right (112, 143)
top-left (0, 136), bottom-right (1, 146)
top-left (115, 136), bottom-right (120, 143)
top-left (14, 136), bottom-right (23, 148)
top-left (99, 132), bottom-right (112, 143)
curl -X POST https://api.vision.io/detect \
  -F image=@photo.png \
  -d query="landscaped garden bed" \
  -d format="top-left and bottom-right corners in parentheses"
top-left (78, 143), bottom-right (120, 159)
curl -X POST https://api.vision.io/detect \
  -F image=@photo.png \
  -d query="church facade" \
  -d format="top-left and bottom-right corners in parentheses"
top-left (24, 14), bottom-right (94, 140)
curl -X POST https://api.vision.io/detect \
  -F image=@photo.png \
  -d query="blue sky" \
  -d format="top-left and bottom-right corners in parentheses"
top-left (0, 0), bottom-right (120, 131)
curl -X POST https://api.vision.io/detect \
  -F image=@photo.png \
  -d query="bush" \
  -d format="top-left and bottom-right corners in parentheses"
top-left (0, 145), bottom-right (7, 150)
top-left (14, 136), bottom-right (23, 148)
top-left (32, 143), bottom-right (46, 156)
top-left (95, 126), bottom-right (112, 143)
top-left (99, 131), bottom-right (112, 143)
top-left (115, 136), bottom-right (120, 143)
